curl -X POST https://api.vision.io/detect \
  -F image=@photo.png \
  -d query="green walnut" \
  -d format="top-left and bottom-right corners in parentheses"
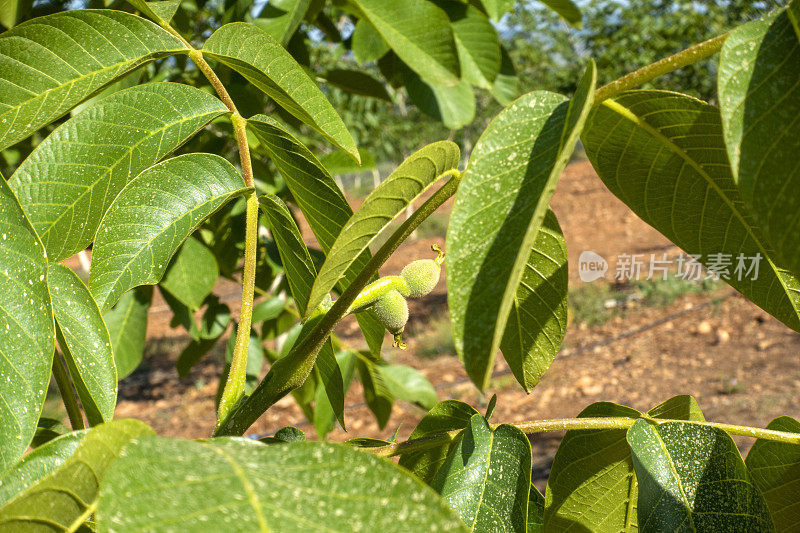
top-left (400, 244), bottom-right (445, 298)
top-left (347, 245), bottom-right (445, 349)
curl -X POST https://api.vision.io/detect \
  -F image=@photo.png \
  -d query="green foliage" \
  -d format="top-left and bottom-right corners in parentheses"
top-left (447, 62), bottom-right (594, 390)
top-left (3, 1), bottom-right (800, 530)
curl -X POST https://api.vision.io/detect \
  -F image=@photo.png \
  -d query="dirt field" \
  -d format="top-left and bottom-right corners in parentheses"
top-left (106, 159), bottom-right (800, 485)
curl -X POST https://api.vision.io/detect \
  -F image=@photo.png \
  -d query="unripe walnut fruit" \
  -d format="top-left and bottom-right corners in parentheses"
top-left (372, 289), bottom-right (408, 334)
top-left (399, 245), bottom-right (445, 298)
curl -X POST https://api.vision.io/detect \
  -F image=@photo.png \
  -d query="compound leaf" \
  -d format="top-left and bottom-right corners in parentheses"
top-left (49, 263), bottom-right (117, 426)
top-left (351, 0), bottom-right (460, 86)
top-left (307, 140), bottom-right (460, 317)
top-left (96, 437), bottom-right (468, 531)
top-left (0, 10), bottom-right (187, 151)
top-left (746, 416), bottom-right (800, 530)
top-left (718, 4), bottom-right (800, 276)
top-left (8, 82), bottom-right (228, 262)
top-left (0, 176), bottom-right (53, 473)
top-left (447, 62), bottom-right (595, 390)
top-left (90, 153), bottom-right (249, 312)
top-left (432, 414), bottom-right (532, 532)
top-left (628, 420), bottom-right (773, 531)
top-left (0, 419), bottom-right (153, 531)
top-left (582, 90), bottom-right (800, 332)
top-left (203, 22), bottom-right (358, 159)
top-left (103, 286), bottom-right (152, 379)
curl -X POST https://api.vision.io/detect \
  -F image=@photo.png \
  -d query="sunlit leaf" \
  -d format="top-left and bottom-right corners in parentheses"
top-left (96, 437), bottom-right (469, 531)
top-left (582, 90), bottom-right (800, 332)
top-left (544, 396), bottom-right (704, 531)
top-left (379, 364), bottom-right (437, 410)
top-left (0, 420), bottom-right (153, 530)
top-left (351, 0), bottom-right (461, 86)
top-left (307, 141), bottom-right (460, 317)
top-left (432, 414), bottom-right (532, 532)
top-left (0, 0), bottom-right (32, 29)
top-left (447, 62), bottom-right (595, 390)
top-left (0, 10), bottom-right (187, 151)
top-left (203, 22), bottom-right (358, 158)
top-left (9, 83), bottom-right (228, 262)
top-left (90, 153), bottom-right (249, 312)
top-left (405, 71), bottom-right (476, 130)
top-left (125, 0), bottom-right (182, 24)
top-left (0, 176), bottom-right (53, 473)
top-left (718, 4), bottom-right (800, 275)
top-left (321, 148), bottom-right (376, 176)
top-left (479, 0), bottom-right (514, 21)
top-left (356, 357), bottom-right (394, 429)
top-left (49, 263), bottom-right (117, 425)
top-left (628, 420), bottom-right (773, 530)
top-left (0, 430), bottom-right (85, 507)
top-left (746, 416), bottom-right (800, 530)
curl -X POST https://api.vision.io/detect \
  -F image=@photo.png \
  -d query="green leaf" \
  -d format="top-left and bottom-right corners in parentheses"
top-left (307, 141), bottom-right (460, 317)
top-left (544, 402), bottom-right (643, 531)
top-left (90, 153), bottom-right (249, 312)
top-left (528, 485), bottom-right (545, 533)
top-left (8, 82), bottom-right (229, 262)
top-left (356, 357), bottom-right (394, 429)
top-left (203, 22), bottom-right (358, 158)
top-left (247, 117), bottom-right (381, 350)
top-left (544, 396), bottom-right (705, 531)
top-left (0, 419), bottom-right (153, 530)
top-left (432, 414), bottom-right (532, 532)
top-left (321, 148), bottom-right (376, 175)
top-left (538, 0), bottom-right (582, 28)
top-left (0, 0), bottom-right (32, 29)
top-left (718, 5), bottom-right (800, 276)
top-left (399, 400), bottom-right (480, 484)
top-left (352, 18), bottom-right (389, 65)
top-left (479, 0), bottom-right (515, 21)
top-left (314, 350), bottom-right (357, 439)
top-left (582, 90), bottom-right (800, 332)
top-left (0, 176), bottom-right (53, 473)
top-left (49, 264), bottom-right (117, 426)
top-left (491, 46), bottom-right (519, 106)
top-left (628, 419), bottom-right (774, 531)
top-left (176, 300), bottom-right (231, 377)
top-left (746, 416), bottom-right (800, 530)
top-left (254, 0), bottom-right (311, 46)
top-left (259, 194), bottom-right (317, 315)
top-left (405, 71), bottom-right (476, 130)
top-left (259, 194), bottom-right (345, 425)
top-left (251, 296), bottom-right (286, 323)
top-left (104, 286), bottom-right (152, 379)
top-left (0, 430), bottom-right (85, 507)
top-left (448, 62), bottom-right (595, 390)
top-left (322, 69), bottom-right (392, 101)
top-left (0, 10), bottom-right (187, 151)
top-left (160, 237), bottom-right (219, 310)
top-left (499, 209), bottom-right (567, 392)
top-left (260, 426), bottom-right (305, 444)
top-left (379, 364), bottom-right (437, 410)
top-left (436, 0), bottom-right (501, 89)
top-left (126, 0), bottom-right (182, 24)
top-left (351, 0), bottom-right (461, 86)
top-left (97, 437), bottom-right (468, 530)
top-left (31, 417), bottom-right (70, 448)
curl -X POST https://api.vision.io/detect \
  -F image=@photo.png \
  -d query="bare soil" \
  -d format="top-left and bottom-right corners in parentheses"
top-left (107, 160), bottom-right (800, 485)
